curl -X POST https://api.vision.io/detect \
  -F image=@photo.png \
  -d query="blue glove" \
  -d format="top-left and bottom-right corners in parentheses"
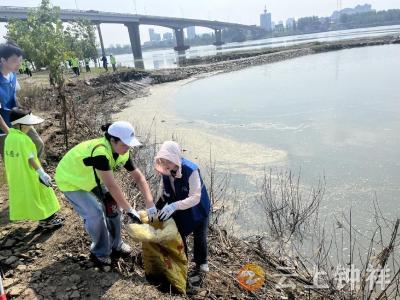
top-left (158, 203), bottom-right (178, 221)
top-left (146, 205), bottom-right (158, 222)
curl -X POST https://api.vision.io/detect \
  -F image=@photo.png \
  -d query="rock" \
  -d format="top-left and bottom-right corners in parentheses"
top-left (22, 288), bottom-right (40, 300)
top-left (69, 274), bottom-right (81, 283)
top-left (4, 239), bottom-right (16, 248)
top-left (103, 266), bottom-right (111, 272)
top-left (69, 290), bottom-right (80, 299)
top-left (198, 290), bottom-right (208, 296)
top-left (17, 264), bottom-right (27, 271)
top-left (8, 284), bottom-right (25, 297)
top-left (4, 255), bottom-right (18, 265)
top-left (32, 271), bottom-right (42, 279)
top-left (0, 250), bottom-right (12, 257)
top-left (3, 278), bottom-right (19, 288)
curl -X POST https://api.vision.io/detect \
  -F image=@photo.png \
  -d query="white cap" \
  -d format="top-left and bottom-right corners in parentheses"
top-left (108, 121), bottom-right (141, 147)
top-left (11, 113), bottom-right (44, 126)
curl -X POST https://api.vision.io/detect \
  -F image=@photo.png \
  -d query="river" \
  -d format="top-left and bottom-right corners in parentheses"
top-left (114, 25), bottom-right (400, 70)
top-left (168, 44), bottom-right (400, 237)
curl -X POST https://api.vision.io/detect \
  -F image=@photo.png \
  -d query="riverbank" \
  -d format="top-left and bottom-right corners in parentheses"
top-left (1, 35), bottom-right (399, 299)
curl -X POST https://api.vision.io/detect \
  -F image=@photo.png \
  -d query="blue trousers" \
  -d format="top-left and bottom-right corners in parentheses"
top-left (64, 190), bottom-right (122, 258)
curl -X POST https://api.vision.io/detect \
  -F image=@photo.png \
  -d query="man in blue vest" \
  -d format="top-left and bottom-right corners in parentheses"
top-left (0, 43), bottom-right (44, 160)
top-left (155, 141), bottom-right (211, 276)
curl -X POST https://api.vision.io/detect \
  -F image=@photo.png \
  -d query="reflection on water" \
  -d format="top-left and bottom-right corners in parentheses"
top-left (116, 25), bottom-right (400, 70)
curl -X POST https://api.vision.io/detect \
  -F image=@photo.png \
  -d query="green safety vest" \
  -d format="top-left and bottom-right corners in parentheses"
top-left (110, 56), bottom-right (116, 65)
top-left (55, 137), bottom-right (129, 192)
top-left (4, 128), bottom-right (60, 221)
top-left (71, 58), bottom-right (79, 68)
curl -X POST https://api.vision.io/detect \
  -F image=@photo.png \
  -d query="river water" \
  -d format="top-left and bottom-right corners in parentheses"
top-left (114, 25), bottom-right (400, 70)
top-left (168, 44), bottom-right (400, 236)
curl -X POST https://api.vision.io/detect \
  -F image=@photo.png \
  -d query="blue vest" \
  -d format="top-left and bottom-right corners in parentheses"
top-left (0, 72), bottom-right (17, 134)
top-left (162, 158), bottom-right (211, 237)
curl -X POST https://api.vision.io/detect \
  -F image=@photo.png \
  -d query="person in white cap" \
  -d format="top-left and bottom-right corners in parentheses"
top-left (154, 141), bottom-right (211, 275)
top-left (55, 121), bottom-right (156, 266)
top-left (4, 107), bottom-right (64, 228)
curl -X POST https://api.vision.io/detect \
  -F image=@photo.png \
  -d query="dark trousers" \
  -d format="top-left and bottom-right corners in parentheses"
top-left (178, 216), bottom-right (209, 266)
top-left (72, 67), bottom-right (80, 76)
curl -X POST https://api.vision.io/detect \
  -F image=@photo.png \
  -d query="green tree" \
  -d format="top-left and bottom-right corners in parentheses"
top-left (64, 19), bottom-right (98, 60)
top-left (6, 0), bottom-right (65, 85)
top-left (7, 0), bottom-right (69, 148)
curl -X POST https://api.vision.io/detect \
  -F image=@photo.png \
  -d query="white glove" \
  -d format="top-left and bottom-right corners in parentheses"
top-left (158, 202), bottom-right (177, 221)
top-left (146, 205), bottom-right (158, 222)
top-left (36, 168), bottom-right (52, 187)
top-left (127, 208), bottom-right (142, 224)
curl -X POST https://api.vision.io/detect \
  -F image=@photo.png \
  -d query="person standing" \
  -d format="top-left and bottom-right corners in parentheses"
top-left (84, 58), bottom-right (91, 73)
top-left (71, 57), bottom-right (80, 76)
top-left (5, 107), bottom-right (64, 228)
top-left (0, 43), bottom-right (44, 160)
top-left (110, 54), bottom-right (117, 72)
top-left (155, 141), bottom-right (211, 275)
top-left (25, 60), bottom-right (32, 77)
top-left (55, 121), bottom-right (157, 266)
top-left (101, 55), bottom-right (108, 72)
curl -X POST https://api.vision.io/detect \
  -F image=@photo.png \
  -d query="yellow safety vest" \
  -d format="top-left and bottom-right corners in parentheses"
top-left (55, 137), bottom-right (129, 192)
top-left (5, 128), bottom-right (60, 221)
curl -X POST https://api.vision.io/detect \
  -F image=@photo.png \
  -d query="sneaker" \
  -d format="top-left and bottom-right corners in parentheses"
top-left (38, 214), bottom-right (64, 229)
top-left (90, 253), bottom-right (111, 266)
top-left (199, 263), bottom-right (209, 273)
top-left (115, 242), bottom-right (132, 254)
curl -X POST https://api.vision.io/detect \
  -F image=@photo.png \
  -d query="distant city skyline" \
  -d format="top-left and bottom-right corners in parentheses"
top-left (0, 0), bottom-right (399, 47)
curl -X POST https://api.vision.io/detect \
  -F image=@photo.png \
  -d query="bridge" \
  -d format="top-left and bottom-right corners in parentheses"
top-left (0, 6), bottom-right (264, 67)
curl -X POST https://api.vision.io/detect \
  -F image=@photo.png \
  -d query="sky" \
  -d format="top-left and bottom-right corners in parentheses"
top-left (0, 0), bottom-right (399, 47)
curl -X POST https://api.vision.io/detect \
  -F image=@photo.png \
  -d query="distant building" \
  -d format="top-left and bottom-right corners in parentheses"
top-left (187, 26), bottom-right (196, 40)
top-left (275, 23), bottom-right (285, 32)
top-left (286, 18), bottom-right (295, 29)
top-left (331, 4), bottom-right (373, 20)
top-left (260, 6), bottom-right (272, 31)
top-left (163, 32), bottom-right (173, 41)
top-left (149, 28), bottom-right (161, 42)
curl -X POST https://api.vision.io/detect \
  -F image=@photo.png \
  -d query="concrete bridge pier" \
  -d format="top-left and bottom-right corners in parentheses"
top-left (125, 23), bottom-right (144, 69)
top-left (174, 28), bottom-right (190, 52)
top-left (96, 24), bottom-right (106, 57)
top-left (213, 29), bottom-right (224, 46)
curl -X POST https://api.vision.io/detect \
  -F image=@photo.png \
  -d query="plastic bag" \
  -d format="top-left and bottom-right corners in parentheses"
top-left (127, 211), bottom-right (188, 294)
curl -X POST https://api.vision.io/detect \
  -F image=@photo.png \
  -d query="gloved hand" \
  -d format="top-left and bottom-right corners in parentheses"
top-left (158, 202), bottom-right (177, 221)
top-left (127, 208), bottom-right (142, 224)
top-left (146, 205), bottom-right (158, 222)
top-left (36, 168), bottom-right (52, 187)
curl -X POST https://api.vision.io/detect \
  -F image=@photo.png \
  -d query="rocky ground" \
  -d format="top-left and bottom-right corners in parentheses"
top-left (1, 35), bottom-right (399, 299)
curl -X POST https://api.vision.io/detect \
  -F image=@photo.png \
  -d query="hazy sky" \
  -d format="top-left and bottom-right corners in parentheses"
top-left (1, 0), bottom-right (399, 47)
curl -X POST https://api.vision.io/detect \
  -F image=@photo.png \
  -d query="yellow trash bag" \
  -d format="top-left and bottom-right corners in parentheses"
top-left (127, 211), bottom-right (188, 294)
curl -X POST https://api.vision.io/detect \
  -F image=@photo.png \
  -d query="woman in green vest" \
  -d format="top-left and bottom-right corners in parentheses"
top-left (4, 108), bottom-right (64, 228)
top-left (55, 121), bottom-right (156, 266)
